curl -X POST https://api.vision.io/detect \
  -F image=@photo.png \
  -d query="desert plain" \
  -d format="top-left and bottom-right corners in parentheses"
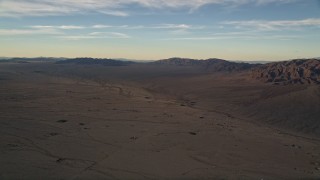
top-left (0, 59), bottom-right (320, 179)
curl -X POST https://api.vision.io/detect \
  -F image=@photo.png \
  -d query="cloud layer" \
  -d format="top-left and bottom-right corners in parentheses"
top-left (0, 0), bottom-right (298, 17)
top-left (223, 18), bottom-right (320, 31)
top-left (1, 17), bottom-right (319, 40)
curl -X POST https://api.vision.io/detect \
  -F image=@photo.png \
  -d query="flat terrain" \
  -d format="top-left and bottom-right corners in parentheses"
top-left (1, 62), bottom-right (320, 179)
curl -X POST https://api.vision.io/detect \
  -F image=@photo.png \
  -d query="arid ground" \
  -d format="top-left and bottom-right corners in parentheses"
top-left (1, 60), bottom-right (320, 179)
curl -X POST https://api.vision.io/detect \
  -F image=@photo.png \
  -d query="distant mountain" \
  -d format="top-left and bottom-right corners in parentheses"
top-left (1, 57), bottom-right (67, 62)
top-left (231, 60), bottom-right (271, 64)
top-left (152, 57), bottom-right (203, 66)
top-left (56, 58), bottom-right (135, 66)
top-left (203, 58), bottom-right (256, 72)
top-left (152, 57), bottom-right (256, 72)
top-left (251, 59), bottom-right (320, 85)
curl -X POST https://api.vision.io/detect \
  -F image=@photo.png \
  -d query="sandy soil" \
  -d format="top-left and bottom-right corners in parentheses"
top-left (0, 62), bottom-right (320, 179)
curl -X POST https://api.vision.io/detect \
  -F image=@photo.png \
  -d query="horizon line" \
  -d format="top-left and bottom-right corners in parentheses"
top-left (1, 56), bottom-right (319, 62)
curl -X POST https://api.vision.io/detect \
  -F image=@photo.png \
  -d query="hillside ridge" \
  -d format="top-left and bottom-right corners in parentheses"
top-left (152, 57), bottom-right (256, 72)
top-left (251, 59), bottom-right (320, 85)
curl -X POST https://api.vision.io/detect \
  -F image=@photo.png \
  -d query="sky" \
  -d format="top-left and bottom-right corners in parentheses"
top-left (0, 0), bottom-right (320, 61)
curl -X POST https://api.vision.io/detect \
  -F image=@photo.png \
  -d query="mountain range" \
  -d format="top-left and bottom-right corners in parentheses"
top-left (3, 57), bottom-right (320, 85)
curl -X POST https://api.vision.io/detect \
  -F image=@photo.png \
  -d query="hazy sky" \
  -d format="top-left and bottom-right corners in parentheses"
top-left (0, 0), bottom-right (320, 60)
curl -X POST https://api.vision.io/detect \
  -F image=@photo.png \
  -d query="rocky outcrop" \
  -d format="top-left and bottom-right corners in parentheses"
top-left (251, 59), bottom-right (320, 85)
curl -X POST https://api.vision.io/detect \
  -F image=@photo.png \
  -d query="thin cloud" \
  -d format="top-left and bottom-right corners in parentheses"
top-left (58, 35), bottom-right (99, 40)
top-left (88, 32), bottom-right (130, 38)
top-left (0, 1), bottom-right (78, 17)
top-left (31, 25), bottom-right (85, 30)
top-left (59, 32), bottom-right (131, 40)
top-left (0, 0), bottom-right (299, 17)
top-left (99, 10), bottom-right (129, 17)
top-left (162, 35), bottom-right (299, 41)
top-left (92, 25), bottom-right (129, 29)
top-left (34, 23), bottom-right (203, 30)
top-left (59, 25), bottom-right (85, 30)
top-left (92, 25), bottom-right (113, 29)
top-left (0, 25), bottom-right (130, 39)
top-left (151, 24), bottom-right (203, 29)
top-left (0, 28), bottom-right (63, 36)
top-left (162, 30), bottom-right (300, 40)
top-left (223, 18), bottom-right (320, 31)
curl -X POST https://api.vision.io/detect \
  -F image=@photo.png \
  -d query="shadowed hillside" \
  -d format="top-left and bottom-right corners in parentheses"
top-left (245, 85), bottom-right (320, 135)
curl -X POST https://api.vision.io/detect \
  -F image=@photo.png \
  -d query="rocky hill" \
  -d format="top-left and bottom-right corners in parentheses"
top-left (56, 58), bottom-right (135, 66)
top-left (152, 58), bottom-right (255, 72)
top-left (251, 59), bottom-right (320, 85)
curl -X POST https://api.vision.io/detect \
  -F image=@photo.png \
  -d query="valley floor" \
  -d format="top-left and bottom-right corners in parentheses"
top-left (0, 62), bottom-right (320, 179)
